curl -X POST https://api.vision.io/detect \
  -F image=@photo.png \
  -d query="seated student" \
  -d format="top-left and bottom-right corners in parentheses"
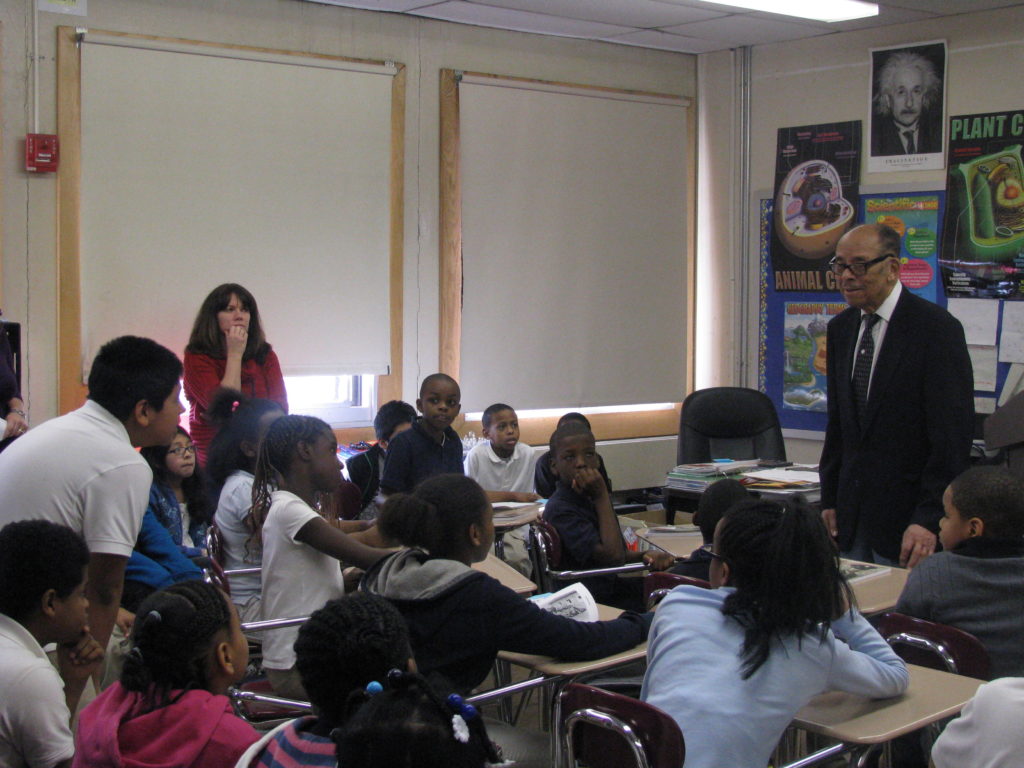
top-left (931, 676), bottom-right (1024, 768)
top-left (139, 428), bottom-right (211, 558)
top-left (542, 421), bottom-right (675, 610)
top-left (123, 508), bottom-right (204, 612)
top-left (74, 581), bottom-right (258, 768)
top-left (362, 473), bottom-right (654, 694)
top-left (534, 412), bottom-right (612, 498)
top-left (464, 402), bottom-right (540, 576)
top-left (346, 400), bottom-right (416, 516)
top-left (235, 592), bottom-right (415, 767)
top-left (0, 521), bottom-right (104, 768)
top-left (895, 465), bottom-right (1024, 679)
top-left (379, 374), bottom-right (463, 495)
top-left (334, 672), bottom-right (499, 768)
top-left (206, 390), bottom-right (286, 624)
top-left (0, 335), bottom-right (184, 654)
top-left (253, 416), bottom-right (390, 699)
top-left (669, 478), bottom-right (751, 582)
top-left (641, 499), bottom-right (908, 768)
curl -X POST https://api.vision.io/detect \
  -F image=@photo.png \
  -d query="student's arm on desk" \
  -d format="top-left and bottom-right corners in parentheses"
top-left (828, 611), bottom-right (909, 697)
top-left (475, 575), bottom-right (652, 660)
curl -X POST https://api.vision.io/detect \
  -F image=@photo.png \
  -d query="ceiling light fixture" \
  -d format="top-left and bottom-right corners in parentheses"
top-left (698, 0), bottom-right (878, 23)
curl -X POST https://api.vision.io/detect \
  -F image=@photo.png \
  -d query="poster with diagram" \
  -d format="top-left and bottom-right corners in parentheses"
top-left (860, 190), bottom-right (944, 304)
top-left (782, 301), bottom-right (847, 413)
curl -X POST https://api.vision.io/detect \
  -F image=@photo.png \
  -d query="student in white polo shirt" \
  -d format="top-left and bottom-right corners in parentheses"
top-left (0, 521), bottom-right (103, 768)
top-left (0, 336), bottom-right (184, 653)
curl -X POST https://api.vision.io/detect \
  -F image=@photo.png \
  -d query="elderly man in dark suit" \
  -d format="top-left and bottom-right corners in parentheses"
top-left (820, 223), bottom-right (973, 568)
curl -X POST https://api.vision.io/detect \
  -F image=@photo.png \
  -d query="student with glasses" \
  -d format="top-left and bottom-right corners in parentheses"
top-left (820, 223), bottom-right (973, 568)
top-left (140, 427), bottom-right (212, 559)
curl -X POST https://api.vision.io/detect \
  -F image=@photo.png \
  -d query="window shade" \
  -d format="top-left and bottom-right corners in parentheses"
top-left (80, 38), bottom-right (395, 378)
top-left (458, 76), bottom-right (689, 412)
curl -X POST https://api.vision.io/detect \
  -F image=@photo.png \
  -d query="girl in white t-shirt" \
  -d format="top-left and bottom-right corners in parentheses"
top-left (252, 415), bottom-right (390, 699)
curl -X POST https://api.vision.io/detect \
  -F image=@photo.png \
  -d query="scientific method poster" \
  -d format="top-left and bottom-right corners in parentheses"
top-left (860, 191), bottom-right (944, 303)
top-left (941, 110), bottom-right (1024, 300)
top-left (771, 121), bottom-right (862, 292)
top-left (781, 301), bottom-right (846, 412)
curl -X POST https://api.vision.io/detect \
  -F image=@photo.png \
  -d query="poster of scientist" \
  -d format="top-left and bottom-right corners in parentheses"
top-left (868, 41), bottom-right (947, 173)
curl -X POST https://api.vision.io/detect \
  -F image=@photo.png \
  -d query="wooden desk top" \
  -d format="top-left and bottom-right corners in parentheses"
top-left (636, 527), bottom-right (705, 559)
top-left (498, 604), bottom-right (647, 675)
top-left (845, 560), bottom-right (909, 615)
top-left (793, 664), bottom-right (983, 744)
top-left (473, 553), bottom-right (536, 595)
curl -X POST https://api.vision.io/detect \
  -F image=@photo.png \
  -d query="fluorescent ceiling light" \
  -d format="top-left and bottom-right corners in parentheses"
top-left (698, 0), bottom-right (878, 22)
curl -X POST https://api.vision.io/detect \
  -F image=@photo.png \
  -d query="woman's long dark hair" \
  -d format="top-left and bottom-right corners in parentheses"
top-left (718, 498), bottom-right (853, 678)
top-left (185, 283), bottom-right (270, 362)
top-left (140, 427), bottom-right (212, 526)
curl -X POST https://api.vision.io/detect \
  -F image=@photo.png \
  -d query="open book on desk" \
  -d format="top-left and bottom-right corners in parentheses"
top-left (530, 583), bottom-right (599, 622)
top-left (740, 468), bottom-right (820, 490)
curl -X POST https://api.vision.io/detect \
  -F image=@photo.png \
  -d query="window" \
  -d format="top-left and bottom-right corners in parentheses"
top-left (286, 375), bottom-right (376, 427)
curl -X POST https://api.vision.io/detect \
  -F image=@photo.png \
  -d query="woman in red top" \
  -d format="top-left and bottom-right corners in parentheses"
top-left (184, 284), bottom-right (288, 465)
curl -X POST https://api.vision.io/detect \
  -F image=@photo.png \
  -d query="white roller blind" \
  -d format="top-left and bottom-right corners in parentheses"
top-left (458, 77), bottom-right (688, 412)
top-left (80, 38), bottom-right (395, 378)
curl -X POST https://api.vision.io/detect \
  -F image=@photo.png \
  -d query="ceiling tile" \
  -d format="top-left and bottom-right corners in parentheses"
top-left (602, 29), bottom-right (730, 53)
top-left (303, 0), bottom-right (443, 11)
top-left (409, 1), bottom-right (636, 36)
top-left (663, 14), bottom-right (824, 45)
top-left (471, 0), bottom-right (726, 27)
top-left (884, 0), bottom-right (1022, 11)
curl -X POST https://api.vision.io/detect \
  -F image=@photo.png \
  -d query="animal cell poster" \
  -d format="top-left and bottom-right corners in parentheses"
top-left (941, 110), bottom-right (1024, 300)
top-left (859, 191), bottom-right (944, 303)
top-left (781, 301), bottom-right (847, 413)
top-left (772, 121), bottom-right (862, 292)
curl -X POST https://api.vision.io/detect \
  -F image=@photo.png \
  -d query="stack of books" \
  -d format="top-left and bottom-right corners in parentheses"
top-left (665, 460), bottom-right (761, 491)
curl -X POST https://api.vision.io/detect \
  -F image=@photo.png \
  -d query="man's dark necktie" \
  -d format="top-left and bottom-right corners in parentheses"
top-left (853, 313), bottom-right (880, 422)
top-left (903, 130), bottom-right (916, 154)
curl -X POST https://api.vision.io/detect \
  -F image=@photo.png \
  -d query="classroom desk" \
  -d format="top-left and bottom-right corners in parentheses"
top-left (637, 532), bottom-right (909, 616)
top-left (473, 552), bottom-right (536, 595)
top-left (662, 481), bottom-right (821, 524)
top-left (491, 502), bottom-right (543, 560)
top-left (783, 664), bottom-right (983, 767)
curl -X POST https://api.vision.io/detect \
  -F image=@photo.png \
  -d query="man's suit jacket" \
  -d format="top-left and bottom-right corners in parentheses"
top-left (872, 115), bottom-right (942, 156)
top-left (820, 288), bottom-right (974, 561)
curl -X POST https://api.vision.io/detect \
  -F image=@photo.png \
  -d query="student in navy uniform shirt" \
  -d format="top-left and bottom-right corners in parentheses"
top-left (380, 374), bottom-right (463, 495)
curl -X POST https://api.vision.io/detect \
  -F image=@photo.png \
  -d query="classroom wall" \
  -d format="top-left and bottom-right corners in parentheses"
top-left (0, 0), bottom-right (696, 440)
top-left (700, 4), bottom-right (1024, 466)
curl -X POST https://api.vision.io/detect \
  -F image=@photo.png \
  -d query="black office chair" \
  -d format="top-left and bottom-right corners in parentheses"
top-left (677, 387), bottom-right (786, 465)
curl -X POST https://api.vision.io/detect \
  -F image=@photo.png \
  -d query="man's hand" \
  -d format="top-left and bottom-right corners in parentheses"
top-left (900, 524), bottom-right (936, 569)
top-left (822, 508), bottom-right (838, 539)
top-left (571, 467), bottom-right (607, 500)
top-left (642, 550), bottom-right (676, 572)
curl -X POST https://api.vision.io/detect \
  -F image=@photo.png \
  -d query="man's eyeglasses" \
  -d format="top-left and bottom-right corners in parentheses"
top-left (828, 253), bottom-right (894, 276)
top-left (167, 444), bottom-right (196, 457)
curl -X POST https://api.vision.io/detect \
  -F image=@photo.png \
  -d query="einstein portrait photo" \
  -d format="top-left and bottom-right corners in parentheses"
top-left (869, 41), bottom-right (946, 171)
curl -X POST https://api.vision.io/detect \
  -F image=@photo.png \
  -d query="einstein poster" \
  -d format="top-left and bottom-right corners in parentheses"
top-left (868, 41), bottom-right (947, 173)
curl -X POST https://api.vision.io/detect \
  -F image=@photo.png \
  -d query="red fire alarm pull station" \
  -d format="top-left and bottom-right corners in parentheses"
top-left (25, 134), bottom-right (59, 173)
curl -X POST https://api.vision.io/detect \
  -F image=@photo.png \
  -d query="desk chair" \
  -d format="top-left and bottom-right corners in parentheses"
top-left (528, 519), bottom-right (648, 594)
top-left (643, 571), bottom-right (711, 610)
top-left (206, 523), bottom-right (263, 582)
top-left (874, 612), bottom-right (990, 680)
top-left (231, 615), bottom-right (313, 726)
top-left (677, 387), bottom-right (785, 465)
top-left (559, 683), bottom-right (684, 768)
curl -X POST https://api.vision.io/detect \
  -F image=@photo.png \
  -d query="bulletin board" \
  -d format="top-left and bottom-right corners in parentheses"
top-left (758, 191), bottom-right (1016, 436)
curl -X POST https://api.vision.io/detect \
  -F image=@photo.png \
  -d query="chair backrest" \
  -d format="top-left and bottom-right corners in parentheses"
top-left (206, 523), bottom-right (225, 568)
top-left (677, 387), bottom-right (786, 465)
top-left (560, 683), bottom-right (684, 768)
top-left (202, 557), bottom-right (232, 597)
top-left (643, 571), bottom-right (711, 610)
top-left (529, 519), bottom-right (563, 593)
top-left (874, 612), bottom-right (991, 680)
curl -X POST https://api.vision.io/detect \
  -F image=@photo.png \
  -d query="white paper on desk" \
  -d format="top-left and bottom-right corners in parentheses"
top-left (948, 299), bottom-right (998, 346)
top-left (999, 304), bottom-right (1024, 364)
top-left (999, 363), bottom-right (1024, 406)
top-left (968, 345), bottom-right (998, 392)
top-left (742, 469), bottom-right (819, 484)
top-left (532, 583), bottom-right (599, 622)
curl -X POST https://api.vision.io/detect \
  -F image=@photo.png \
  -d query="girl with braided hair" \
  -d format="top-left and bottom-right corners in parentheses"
top-left (73, 581), bottom-right (257, 768)
top-left (640, 499), bottom-right (909, 768)
top-left (254, 415), bottom-right (389, 698)
top-left (235, 592), bottom-right (416, 767)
